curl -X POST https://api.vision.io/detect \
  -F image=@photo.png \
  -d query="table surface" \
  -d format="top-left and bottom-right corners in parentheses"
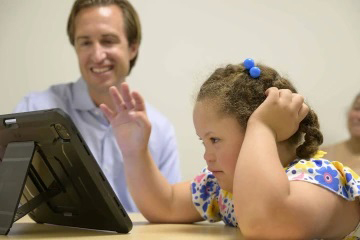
top-left (0, 213), bottom-right (243, 239)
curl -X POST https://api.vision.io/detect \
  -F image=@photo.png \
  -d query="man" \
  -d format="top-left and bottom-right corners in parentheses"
top-left (14, 0), bottom-right (181, 212)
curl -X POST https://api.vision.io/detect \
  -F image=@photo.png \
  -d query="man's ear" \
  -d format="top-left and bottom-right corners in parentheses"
top-left (129, 43), bottom-right (139, 60)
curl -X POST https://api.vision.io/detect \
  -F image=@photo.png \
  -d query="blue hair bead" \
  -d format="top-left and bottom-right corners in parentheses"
top-left (250, 67), bottom-right (261, 78)
top-left (243, 58), bottom-right (255, 69)
top-left (243, 58), bottom-right (261, 78)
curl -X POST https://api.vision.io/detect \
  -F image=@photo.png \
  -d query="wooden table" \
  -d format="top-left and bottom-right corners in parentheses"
top-left (0, 213), bottom-right (243, 239)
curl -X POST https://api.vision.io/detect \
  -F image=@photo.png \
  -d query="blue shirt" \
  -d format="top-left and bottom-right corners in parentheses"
top-left (14, 78), bottom-right (182, 212)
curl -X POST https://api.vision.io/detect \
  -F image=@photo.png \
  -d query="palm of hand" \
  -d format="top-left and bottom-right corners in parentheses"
top-left (100, 83), bottom-right (151, 155)
top-left (113, 110), bottom-right (150, 148)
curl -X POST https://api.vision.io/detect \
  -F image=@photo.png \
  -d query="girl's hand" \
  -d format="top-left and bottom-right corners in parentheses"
top-left (100, 83), bottom-right (151, 157)
top-left (248, 87), bottom-right (309, 142)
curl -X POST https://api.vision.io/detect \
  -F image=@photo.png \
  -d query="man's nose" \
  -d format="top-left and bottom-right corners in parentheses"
top-left (91, 43), bottom-right (106, 63)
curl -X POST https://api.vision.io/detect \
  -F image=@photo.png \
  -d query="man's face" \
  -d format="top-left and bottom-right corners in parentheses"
top-left (74, 5), bottom-right (138, 97)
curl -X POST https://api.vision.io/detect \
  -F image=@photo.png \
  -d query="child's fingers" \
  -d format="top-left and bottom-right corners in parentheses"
top-left (265, 87), bottom-right (278, 96)
top-left (290, 94), bottom-right (309, 121)
top-left (99, 103), bottom-right (115, 121)
top-left (291, 94), bottom-right (304, 109)
top-left (264, 87), bottom-right (280, 102)
top-left (132, 91), bottom-right (146, 111)
top-left (298, 103), bottom-right (309, 121)
top-left (109, 86), bottom-right (126, 112)
top-left (120, 83), bottom-right (135, 110)
top-left (279, 89), bottom-right (292, 102)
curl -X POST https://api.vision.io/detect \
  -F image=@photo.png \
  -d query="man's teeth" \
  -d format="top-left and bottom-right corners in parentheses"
top-left (92, 67), bottom-right (111, 73)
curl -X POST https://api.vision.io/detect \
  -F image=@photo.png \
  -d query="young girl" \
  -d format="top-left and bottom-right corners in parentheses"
top-left (100, 59), bottom-right (360, 239)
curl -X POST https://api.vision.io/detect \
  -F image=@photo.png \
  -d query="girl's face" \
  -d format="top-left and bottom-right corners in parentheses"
top-left (348, 96), bottom-right (360, 138)
top-left (193, 100), bottom-right (245, 192)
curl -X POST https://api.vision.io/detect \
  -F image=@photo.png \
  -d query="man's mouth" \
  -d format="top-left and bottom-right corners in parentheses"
top-left (91, 66), bottom-right (113, 73)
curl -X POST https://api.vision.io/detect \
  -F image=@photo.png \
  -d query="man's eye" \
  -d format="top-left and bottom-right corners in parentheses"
top-left (102, 38), bottom-right (118, 45)
top-left (102, 40), bottom-right (113, 45)
top-left (80, 41), bottom-right (91, 46)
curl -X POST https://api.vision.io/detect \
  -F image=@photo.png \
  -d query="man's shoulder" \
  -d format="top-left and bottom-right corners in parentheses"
top-left (24, 82), bottom-right (74, 98)
top-left (14, 82), bottom-right (76, 112)
top-left (145, 102), bottom-right (172, 125)
top-left (144, 102), bottom-right (177, 138)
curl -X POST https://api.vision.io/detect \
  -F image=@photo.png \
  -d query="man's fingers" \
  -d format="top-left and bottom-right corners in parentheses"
top-left (99, 103), bottom-right (115, 121)
top-left (109, 86), bottom-right (126, 112)
top-left (120, 83), bottom-right (135, 110)
top-left (132, 91), bottom-right (146, 111)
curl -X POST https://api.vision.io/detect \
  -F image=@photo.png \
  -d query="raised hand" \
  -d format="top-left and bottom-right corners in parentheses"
top-left (100, 83), bottom-right (151, 157)
top-left (248, 87), bottom-right (309, 142)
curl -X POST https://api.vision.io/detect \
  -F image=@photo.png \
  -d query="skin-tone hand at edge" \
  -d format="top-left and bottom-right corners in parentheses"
top-left (249, 88), bottom-right (309, 142)
top-left (100, 83), bottom-right (150, 156)
top-left (234, 87), bottom-right (360, 239)
top-left (100, 83), bottom-right (203, 223)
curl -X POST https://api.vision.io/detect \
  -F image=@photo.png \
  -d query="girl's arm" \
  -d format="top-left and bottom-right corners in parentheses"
top-left (100, 83), bottom-right (202, 223)
top-left (233, 88), bottom-right (360, 239)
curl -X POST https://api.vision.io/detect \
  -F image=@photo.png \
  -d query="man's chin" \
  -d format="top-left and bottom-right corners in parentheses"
top-left (89, 77), bottom-right (117, 89)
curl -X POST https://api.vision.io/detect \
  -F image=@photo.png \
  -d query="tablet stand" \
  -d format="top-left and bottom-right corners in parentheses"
top-left (0, 141), bottom-right (61, 235)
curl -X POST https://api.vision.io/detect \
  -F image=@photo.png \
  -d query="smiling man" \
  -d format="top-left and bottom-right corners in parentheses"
top-left (14, 0), bottom-right (181, 212)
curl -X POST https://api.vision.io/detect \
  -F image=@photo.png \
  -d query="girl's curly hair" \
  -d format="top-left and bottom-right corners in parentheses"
top-left (196, 63), bottom-right (323, 158)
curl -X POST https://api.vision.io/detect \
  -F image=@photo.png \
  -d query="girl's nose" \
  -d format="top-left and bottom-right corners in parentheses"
top-left (203, 150), bottom-right (215, 163)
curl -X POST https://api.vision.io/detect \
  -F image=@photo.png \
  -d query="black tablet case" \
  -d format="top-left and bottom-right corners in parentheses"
top-left (0, 108), bottom-right (132, 234)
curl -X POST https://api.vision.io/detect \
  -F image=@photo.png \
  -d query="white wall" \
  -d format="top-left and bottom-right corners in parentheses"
top-left (1, 0), bottom-right (360, 180)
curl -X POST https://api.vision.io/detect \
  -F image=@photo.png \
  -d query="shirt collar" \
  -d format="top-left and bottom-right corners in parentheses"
top-left (72, 77), bottom-right (97, 111)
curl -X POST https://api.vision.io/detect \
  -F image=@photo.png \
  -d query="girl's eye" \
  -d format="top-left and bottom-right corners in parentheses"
top-left (210, 137), bottom-right (220, 143)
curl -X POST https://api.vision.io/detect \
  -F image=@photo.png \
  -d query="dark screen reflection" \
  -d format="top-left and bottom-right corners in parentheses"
top-left (0, 144), bottom-right (6, 162)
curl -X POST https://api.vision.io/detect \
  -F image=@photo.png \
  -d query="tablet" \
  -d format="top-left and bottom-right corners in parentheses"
top-left (0, 108), bottom-right (132, 234)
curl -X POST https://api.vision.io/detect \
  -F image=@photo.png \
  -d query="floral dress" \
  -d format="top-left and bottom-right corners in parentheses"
top-left (191, 152), bottom-right (360, 239)
top-left (191, 168), bottom-right (238, 227)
